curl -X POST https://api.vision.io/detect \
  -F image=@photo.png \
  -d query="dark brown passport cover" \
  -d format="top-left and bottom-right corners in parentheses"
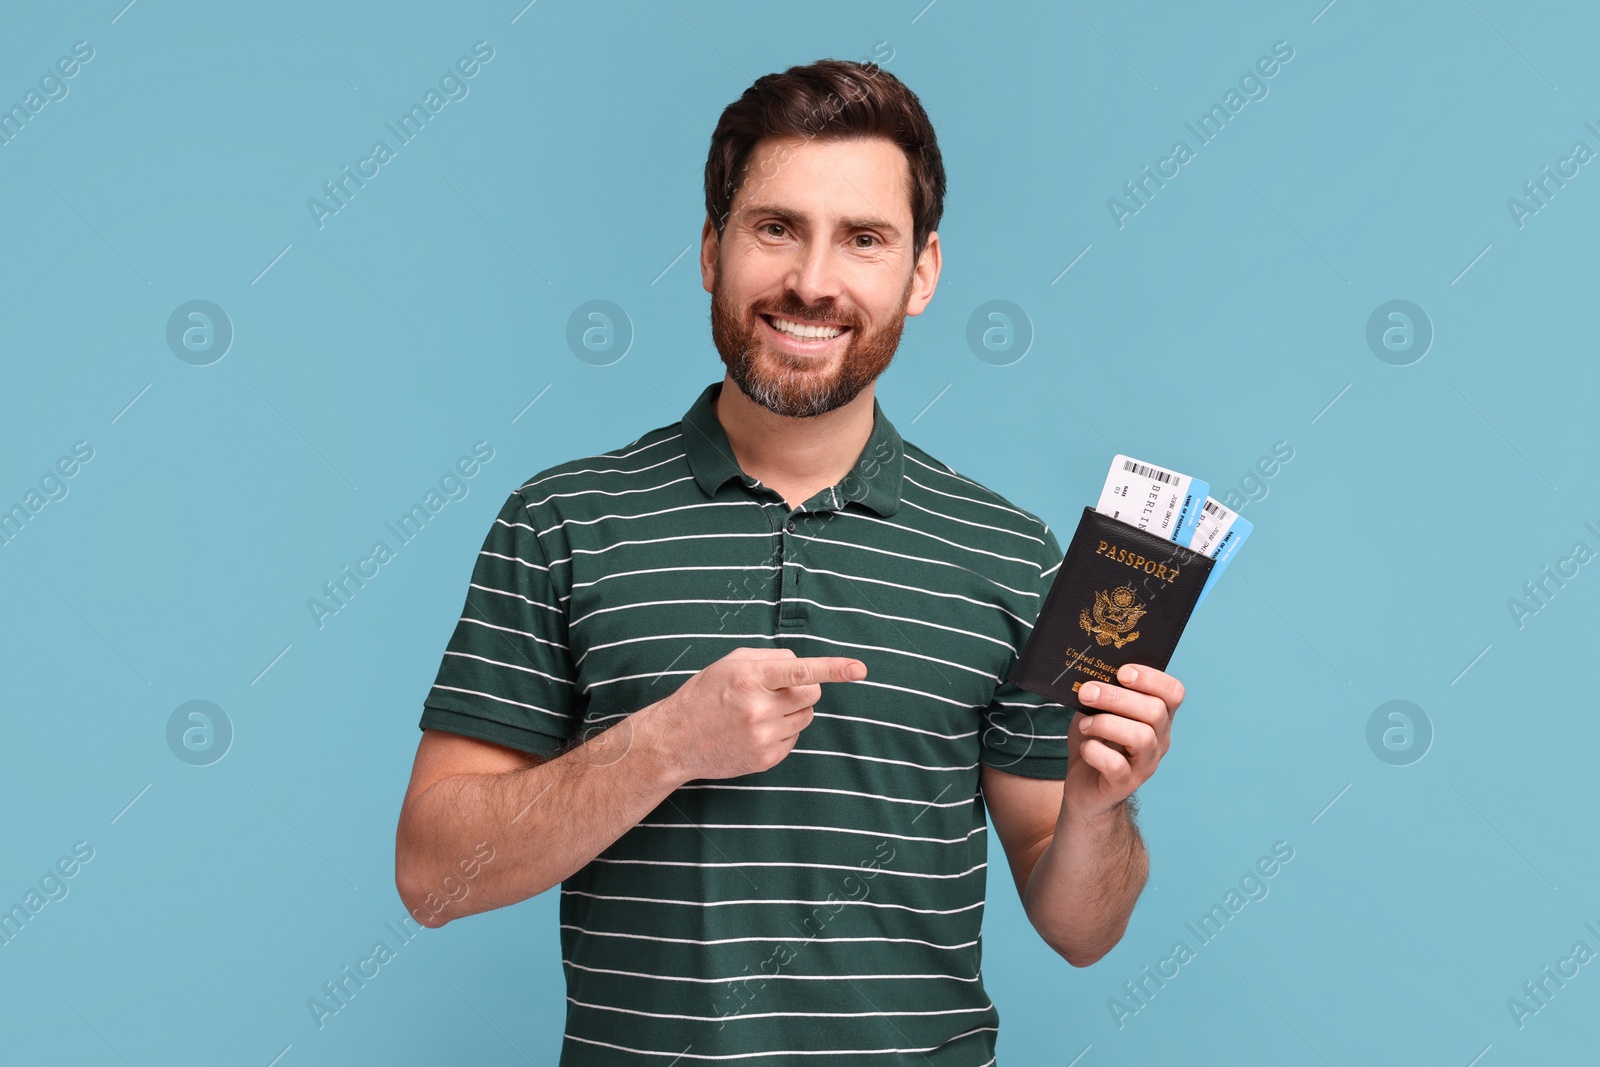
top-left (1009, 507), bottom-right (1215, 709)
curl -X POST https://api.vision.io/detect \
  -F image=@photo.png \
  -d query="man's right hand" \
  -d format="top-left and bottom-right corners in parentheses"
top-left (646, 647), bottom-right (867, 784)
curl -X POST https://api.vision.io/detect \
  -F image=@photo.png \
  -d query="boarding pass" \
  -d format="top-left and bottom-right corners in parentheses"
top-left (1094, 455), bottom-right (1207, 545)
top-left (1186, 495), bottom-right (1254, 606)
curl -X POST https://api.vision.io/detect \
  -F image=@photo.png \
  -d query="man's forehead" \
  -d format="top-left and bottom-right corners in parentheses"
top-left (735, 134), bottom-right (911, 225)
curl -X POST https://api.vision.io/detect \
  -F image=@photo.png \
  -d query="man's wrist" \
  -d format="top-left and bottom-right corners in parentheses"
top-left (625, 699), bottom-right (691, 793)
top-left (1060, 791), bottom-right (1137, 835)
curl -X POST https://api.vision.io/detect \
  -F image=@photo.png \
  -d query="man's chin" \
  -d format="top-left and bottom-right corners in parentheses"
top-left (712, 306), bottom-right (898, 418)
top-left (730, 359), bottom-right (855, 418)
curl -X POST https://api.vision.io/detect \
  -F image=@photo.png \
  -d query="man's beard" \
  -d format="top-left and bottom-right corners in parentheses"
top-left (710, 269), bottom-right (914, 419)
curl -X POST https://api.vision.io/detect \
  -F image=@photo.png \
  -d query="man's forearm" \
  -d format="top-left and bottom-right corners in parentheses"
top-left (396, 705), bottom-right (684, 926)
top-left (1022, 795), bottom-right (1149, 966)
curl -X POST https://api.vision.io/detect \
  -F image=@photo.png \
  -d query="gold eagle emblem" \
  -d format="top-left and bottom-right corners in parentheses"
top-left (1080, 584), bottom-right (1146, 648)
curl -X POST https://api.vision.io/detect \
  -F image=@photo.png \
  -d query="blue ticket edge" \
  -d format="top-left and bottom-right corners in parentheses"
top-left (1171, 479), bottom-right (1209, 546)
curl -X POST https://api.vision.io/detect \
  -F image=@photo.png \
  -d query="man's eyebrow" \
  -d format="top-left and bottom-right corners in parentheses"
top-left (737, 203), bottom-right (903, 241)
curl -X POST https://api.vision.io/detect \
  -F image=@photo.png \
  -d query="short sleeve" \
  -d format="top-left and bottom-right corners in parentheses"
top-left (979, 521), bottom-right (1076, 780)
top-left (419, 487), bottom-right (581, 757)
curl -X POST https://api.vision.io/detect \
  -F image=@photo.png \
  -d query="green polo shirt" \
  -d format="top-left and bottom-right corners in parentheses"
top-left (420, 379), bottom-right (1072, 1064)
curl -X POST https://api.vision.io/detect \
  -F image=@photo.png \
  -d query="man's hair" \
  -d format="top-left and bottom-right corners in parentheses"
top-left (704, 58), bottom-right (946, 265)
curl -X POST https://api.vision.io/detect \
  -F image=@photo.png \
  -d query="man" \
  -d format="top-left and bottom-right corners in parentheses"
top-left (395, 58), bottom-right (1187, 1063)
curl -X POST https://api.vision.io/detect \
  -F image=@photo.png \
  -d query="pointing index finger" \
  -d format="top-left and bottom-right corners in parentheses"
top-left (761, 657), bottom-right (867, 689)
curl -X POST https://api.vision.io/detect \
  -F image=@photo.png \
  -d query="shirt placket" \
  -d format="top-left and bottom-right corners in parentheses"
top-left (745, 478), bottom-right (841, 636)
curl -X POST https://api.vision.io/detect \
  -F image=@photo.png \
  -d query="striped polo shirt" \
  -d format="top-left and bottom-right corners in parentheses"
top-left (420, 379), bottom-right (1072, 1065)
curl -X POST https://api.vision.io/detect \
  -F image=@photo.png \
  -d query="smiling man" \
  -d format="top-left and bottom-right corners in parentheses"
top-left (396, 58), bottom-right (1186, 1064)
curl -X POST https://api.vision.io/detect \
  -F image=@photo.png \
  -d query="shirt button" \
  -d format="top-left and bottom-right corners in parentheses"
top-left (786, 518), bottom-right (796, 532)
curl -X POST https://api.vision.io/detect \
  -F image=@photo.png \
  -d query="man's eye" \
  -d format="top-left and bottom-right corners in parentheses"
top-left (854, 234), bottom-right (877, 248)
top-left (763, 223), bottom-right (786, 237)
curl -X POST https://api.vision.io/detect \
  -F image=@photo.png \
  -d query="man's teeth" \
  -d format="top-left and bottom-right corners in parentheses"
top-left (769, 316), bottom-right (845, 340)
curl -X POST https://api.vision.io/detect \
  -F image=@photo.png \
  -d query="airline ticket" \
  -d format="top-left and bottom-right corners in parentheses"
top-left (1094, 455), bottom-right (1207, 545)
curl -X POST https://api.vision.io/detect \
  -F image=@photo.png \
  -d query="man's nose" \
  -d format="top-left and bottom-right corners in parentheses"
top-left (783, 241), bottom-right (846, 314)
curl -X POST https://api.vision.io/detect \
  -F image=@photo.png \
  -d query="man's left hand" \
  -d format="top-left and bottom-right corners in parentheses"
top-left (1063, 663), bottom-right (1185, 822)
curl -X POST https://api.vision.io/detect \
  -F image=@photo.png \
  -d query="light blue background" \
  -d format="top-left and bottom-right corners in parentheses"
top-left (3, 1), bottom-right (1597, 1063)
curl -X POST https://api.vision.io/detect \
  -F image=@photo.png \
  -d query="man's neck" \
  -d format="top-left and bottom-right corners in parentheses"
top-left (713, 374), bottom-right (876, 501)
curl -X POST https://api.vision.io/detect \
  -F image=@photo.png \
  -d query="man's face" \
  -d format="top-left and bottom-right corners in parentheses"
top-left (701, 134), bottom-right (940, 419)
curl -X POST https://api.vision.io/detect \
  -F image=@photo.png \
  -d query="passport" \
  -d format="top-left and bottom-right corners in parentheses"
top-left (1009, 506), bottom-right (1215, 709)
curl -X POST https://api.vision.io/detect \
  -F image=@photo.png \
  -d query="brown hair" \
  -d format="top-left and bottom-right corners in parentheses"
top-left (704, 58), bottom-right (946, 264)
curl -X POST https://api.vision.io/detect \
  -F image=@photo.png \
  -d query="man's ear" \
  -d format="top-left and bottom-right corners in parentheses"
top-left (905, 230), bottom-right (941, 317)
top-left (700, 215), bottom-right (719, 294)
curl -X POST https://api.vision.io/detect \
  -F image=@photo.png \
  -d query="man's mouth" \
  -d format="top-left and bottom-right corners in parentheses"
top-left (760, 314), bottom-right (852, 348)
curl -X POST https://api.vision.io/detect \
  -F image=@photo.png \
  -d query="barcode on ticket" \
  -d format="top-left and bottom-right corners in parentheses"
top-left (1122, 459), bottom-right (1178, 486)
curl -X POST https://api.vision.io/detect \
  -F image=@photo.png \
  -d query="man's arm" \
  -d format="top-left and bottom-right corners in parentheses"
top-left (395, 716), bottom-right (683, 928)
top-left (395, 649), bottom-right (867, 928)
top-left (982, 662), bottom-right (1183, 966)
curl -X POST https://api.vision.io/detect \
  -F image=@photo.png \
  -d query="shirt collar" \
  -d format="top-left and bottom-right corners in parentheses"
top-left (681, 380), bottom-right (904, 517)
